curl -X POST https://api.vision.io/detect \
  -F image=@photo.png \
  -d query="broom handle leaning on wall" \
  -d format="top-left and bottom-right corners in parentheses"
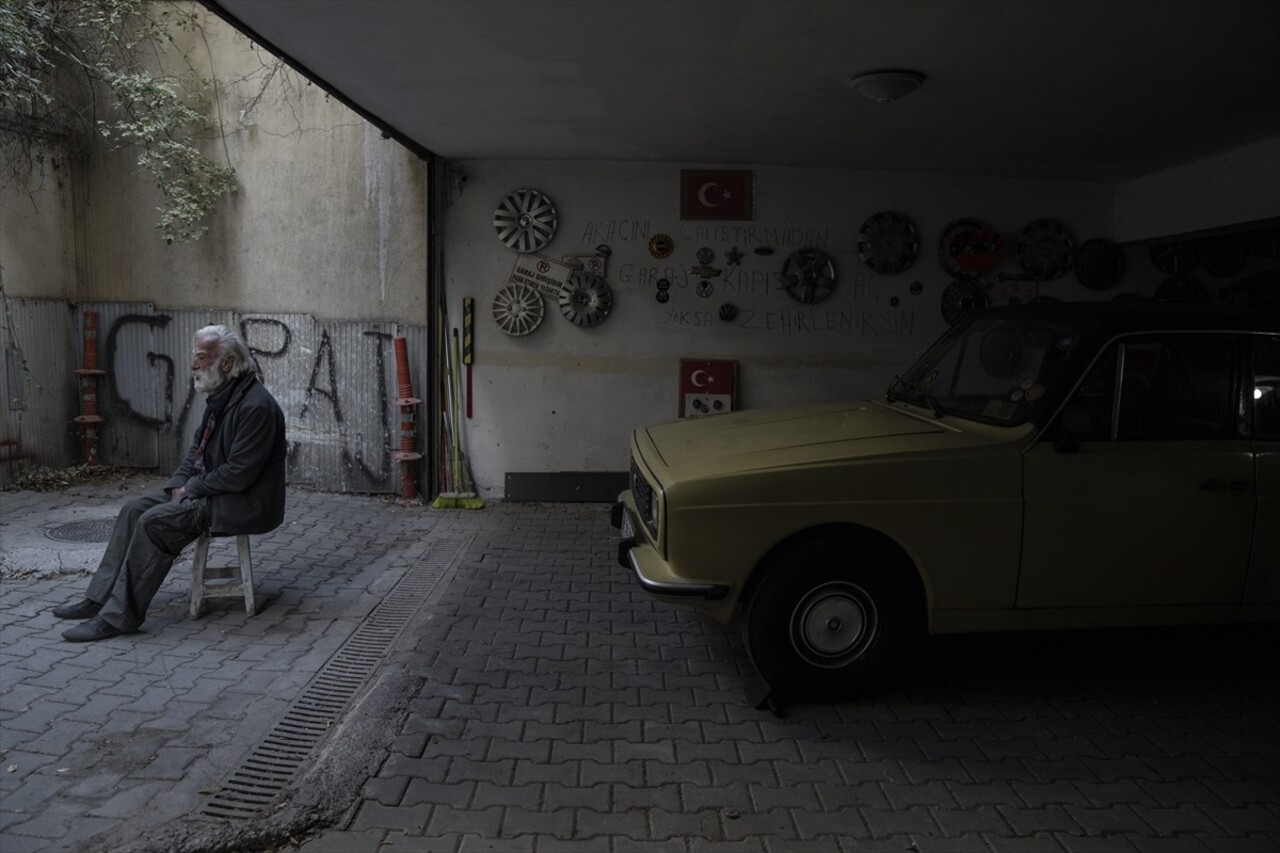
top-left (463, 297), bottom-right (474, 419)
top-left (450, 329), bottom-right (461, 492)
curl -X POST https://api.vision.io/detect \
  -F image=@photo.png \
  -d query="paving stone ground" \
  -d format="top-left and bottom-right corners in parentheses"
top-left (2, 480), bottom-right (1278, 853)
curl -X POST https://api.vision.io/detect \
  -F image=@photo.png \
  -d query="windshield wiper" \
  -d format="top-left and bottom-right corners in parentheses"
top-left (887, 375), bottom-right (943, 418)
top-left (885, 375), bottom-right (903, 403)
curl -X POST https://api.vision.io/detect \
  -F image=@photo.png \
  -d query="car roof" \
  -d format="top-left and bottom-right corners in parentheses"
top-left (981, 300), bottom-right (1280, 336)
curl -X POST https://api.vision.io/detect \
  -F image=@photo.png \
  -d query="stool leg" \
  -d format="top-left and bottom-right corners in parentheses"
top-left (237, 535), bottom-right (255, 615)
top-left (190, 534), bottom-right (210, 618)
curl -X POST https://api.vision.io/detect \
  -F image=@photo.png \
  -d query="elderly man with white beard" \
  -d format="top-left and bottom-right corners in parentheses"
top-left (53, 324), bottom-right (288, 642)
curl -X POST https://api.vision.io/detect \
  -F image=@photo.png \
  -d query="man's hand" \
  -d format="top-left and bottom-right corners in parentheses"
top-left (170, 486), bottom-right (187, 502)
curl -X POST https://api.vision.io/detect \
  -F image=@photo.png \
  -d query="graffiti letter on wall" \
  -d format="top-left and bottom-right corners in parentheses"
top-left (106, 313), bottom-right (173, 429)
top-left (240, 317), bottom-right (292, 376)
top-left (300, 329), bottom-right (343, 423)
top-left (296, 328), bottom-right (395, 488)
top-left (352, 330), bottom-right (393, 486)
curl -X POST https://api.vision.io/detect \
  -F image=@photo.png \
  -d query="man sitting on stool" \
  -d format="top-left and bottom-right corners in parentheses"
top-left (53, 324), bottom-right (287, 642)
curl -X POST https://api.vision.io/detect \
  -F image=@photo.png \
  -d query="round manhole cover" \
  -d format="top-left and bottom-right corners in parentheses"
top-left (46, 519), bottom-right (115, 543)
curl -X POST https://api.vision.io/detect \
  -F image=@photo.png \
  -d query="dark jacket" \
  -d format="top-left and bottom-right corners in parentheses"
top-left (166, 372), bottom-right (287, 535)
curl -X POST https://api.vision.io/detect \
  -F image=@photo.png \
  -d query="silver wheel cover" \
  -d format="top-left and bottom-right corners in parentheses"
top-left (789, 581), bottom-right (878, 668)
top-left (492, 283), bottom-right (545, 336)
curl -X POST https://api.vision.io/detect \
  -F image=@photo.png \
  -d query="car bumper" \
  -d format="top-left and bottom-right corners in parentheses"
top-left (611, 500), bottom-right (729, 600)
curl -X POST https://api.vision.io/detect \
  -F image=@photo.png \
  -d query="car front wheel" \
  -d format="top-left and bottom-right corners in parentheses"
top-left (742, 537), bottom-right (920, 701)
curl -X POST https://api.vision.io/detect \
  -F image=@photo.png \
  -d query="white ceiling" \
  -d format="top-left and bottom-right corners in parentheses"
top-left (210, 0), bottom-right (1280, 184)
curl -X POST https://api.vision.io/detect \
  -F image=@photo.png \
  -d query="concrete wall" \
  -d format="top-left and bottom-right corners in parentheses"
top-left (0, 7), bottom-right (430, 490)
top-left (1, 136), bottom-right (83, 479)
top-left (73, 16), bottom-right (430, 322)
top-left (0, 8), bottom-right (429, 317)
top-left (443, 160), bottom-right (1126, 498)
top-left (0, 134), bottom-right (77, 300)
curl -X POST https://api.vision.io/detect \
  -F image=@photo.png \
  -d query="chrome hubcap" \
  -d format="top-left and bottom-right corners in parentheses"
top-left (791, 582), bottom-right (877, 668)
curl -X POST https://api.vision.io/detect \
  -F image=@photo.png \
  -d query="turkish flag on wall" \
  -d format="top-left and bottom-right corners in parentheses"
top-left (678, 359), bottom-right (737, 417)
top-left (680, 170), bottom-right (754, 220)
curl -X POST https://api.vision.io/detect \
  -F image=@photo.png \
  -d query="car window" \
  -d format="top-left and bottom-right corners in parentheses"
top-left (1057, 334), bottom-right (1239, 441)
top-left (890, 315), bottom-right (1083, 426)
top-left (1254, 335), bottom-right (1280, 439)
top-left (1056, 345), bottom-right (1118, 440)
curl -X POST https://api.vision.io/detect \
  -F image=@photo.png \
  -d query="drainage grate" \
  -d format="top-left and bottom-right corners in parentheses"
top-left (46, 519), bottom-right (116, 543)
top-left (202, 534), bottom-right (471, 820)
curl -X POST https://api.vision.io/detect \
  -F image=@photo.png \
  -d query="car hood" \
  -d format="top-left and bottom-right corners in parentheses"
top-left (642, 400), bottom-right (982, 478)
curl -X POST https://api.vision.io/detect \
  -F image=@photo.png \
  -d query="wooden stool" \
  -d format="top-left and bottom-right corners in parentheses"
top-left (190, 533), bottom-right (256, 617)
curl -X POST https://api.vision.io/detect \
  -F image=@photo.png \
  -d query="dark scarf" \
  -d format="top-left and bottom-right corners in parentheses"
top-left (194, 373), bottom-right (251, 473)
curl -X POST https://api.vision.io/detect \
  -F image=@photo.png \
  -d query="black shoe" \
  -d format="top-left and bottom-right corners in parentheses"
top-left (52, 598), bottom-right (103, 620)
top-left (62, 617), bottom-right (125, 643)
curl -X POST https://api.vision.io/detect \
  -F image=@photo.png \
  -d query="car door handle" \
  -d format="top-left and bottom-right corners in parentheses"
top-left (1200, 479), bottom-right (1248, 492)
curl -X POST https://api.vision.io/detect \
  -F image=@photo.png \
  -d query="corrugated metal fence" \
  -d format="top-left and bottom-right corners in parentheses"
top-left (0, 300), bottom-right (79, 481)
top-left (0, 300), bottom-right (428, 494)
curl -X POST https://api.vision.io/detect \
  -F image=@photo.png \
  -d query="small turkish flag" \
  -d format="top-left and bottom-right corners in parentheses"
top-left (680, 169), bottom-right (753, 220)
top-left (678, 359), bottom-right (737, 417)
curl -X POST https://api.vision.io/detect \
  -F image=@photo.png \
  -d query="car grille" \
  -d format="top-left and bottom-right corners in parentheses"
top-left (630, 459), bottom-right (658, 538)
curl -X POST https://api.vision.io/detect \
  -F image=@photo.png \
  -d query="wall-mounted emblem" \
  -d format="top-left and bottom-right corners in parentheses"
top-left (655, 277), bottom-right (671, 303)
top-left (649, 234), bottom-right (674, 259)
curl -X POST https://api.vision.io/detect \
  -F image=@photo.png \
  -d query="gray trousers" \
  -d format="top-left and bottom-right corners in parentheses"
top-left (86, 488), bottom-right (207, 632)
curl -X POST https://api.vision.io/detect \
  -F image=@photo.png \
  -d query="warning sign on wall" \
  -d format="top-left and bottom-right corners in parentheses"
top-left (509, 254), bottom-right (572, 297)
top-left (679, 359), bottom-right (737, 418)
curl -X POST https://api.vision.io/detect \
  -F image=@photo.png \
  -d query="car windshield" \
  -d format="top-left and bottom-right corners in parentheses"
top-left (887, 313), bottom-right (1085, 426)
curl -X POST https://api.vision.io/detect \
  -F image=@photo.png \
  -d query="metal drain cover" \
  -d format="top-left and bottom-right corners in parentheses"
top-left (203, 534), bottom-right (472, 820)
top-left (46, 519), bottom-right (114, 543)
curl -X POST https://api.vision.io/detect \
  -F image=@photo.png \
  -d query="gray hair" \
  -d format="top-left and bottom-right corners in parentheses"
top-left (195, 324), bottom-right (254, 379)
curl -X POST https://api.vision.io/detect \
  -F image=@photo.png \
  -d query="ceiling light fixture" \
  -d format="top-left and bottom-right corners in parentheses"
top-left (848, 70), bottom-right (925, 103)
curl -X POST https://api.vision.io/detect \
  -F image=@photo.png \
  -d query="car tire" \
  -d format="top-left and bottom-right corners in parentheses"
top-left (742, 536), bottom-right (921, 701)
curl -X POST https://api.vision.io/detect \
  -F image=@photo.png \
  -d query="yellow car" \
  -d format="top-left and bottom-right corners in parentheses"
top-left (612, 302), bottom-right (1280, 700)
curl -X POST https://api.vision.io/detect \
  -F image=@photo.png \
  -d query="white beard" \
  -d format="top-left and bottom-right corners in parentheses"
top-left (193, 365), bottom-right (228, 394)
